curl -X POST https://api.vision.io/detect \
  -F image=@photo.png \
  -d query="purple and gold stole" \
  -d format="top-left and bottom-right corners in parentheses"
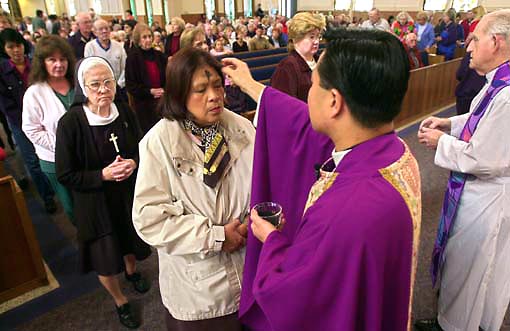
top-left (431, 61), bottom-right (510, 286)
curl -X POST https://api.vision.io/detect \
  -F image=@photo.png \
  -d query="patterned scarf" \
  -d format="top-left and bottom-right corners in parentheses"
top-left (431, 61), bottom-right (510, 286)
top-left (183, 119), bottom-right (231, 188)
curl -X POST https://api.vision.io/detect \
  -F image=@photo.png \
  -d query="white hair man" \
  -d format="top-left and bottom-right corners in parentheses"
top-left (84, 19), bottom-right (127, 89)
top-left (68, 12), bottom-right (95, 59)
top-left (416, 9), bottom-right (510, 331)
top-left (361, 8), bottom-right (390, 32)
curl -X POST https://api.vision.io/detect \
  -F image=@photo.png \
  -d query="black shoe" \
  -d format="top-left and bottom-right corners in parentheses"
top-left (414, 319), bottom-right (443, 331)
top-left (44, 199), bottom-right (57, 214)
top-left (125, 272), bottom-right (150, 293)
top-left (116, 302), bottom-right (140, 329)
top-left (17, 178), bottom-right (29, 190)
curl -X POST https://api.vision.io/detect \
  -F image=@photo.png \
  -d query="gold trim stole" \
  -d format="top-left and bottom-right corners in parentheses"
top-left (303, 165), bottom-right (338, 215)
top-left (379, 140), bottom-right (421, 331)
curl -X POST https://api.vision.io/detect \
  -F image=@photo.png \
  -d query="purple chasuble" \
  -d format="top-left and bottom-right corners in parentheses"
top-left (431, 61), bottom-right (510, 286)
top-left (240, 88), bottom-right (421, 331)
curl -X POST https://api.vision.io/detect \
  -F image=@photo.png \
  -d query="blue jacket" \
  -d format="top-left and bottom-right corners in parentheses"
top-left (0, 58), bottom-right (27, 128)
top-left (437, 22), bottom-right (457, 60)
top-left (416, 22), bottom-right (435, 51)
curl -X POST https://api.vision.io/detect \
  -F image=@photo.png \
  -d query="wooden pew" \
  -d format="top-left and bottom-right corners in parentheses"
top-left (244, 53), bottom-right (287, 68)
top-left (395, 58), bottom-right (461, 128)
top-left (0, 175), bottom-right (48, 304)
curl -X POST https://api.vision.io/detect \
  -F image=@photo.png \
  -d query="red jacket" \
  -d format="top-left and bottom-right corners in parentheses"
top-left (270, 50), bottom-right (315, 102)
top-left (403, 43), bottom-right (423, 70)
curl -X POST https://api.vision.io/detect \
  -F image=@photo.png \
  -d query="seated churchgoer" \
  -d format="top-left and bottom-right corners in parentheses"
top-left (268, 27), bottom-right (287, 48)
top-left (248, 25), bottom-right (273, 51)
top-left (132, 48), bottom-right (255, 331)
top-left (232, 25), bottom-right (249, 53)
top-left (56, 57), bottom-right (151, 329)
top-left (404, 33), bottom-right (424, 70)
top-left (222, 27), bottom-right (420, 331)
top-left (210, 38), bottom-right (232, 56)
top-left (361, 7), bottom-right (391, 31)
top-left (125, 23), bottom-right (167, 134)
top-left (271, 12), bottom-right (325, 102)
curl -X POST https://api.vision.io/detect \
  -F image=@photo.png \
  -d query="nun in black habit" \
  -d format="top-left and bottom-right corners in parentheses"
top-left (55, 56), bottom-right (151, 329)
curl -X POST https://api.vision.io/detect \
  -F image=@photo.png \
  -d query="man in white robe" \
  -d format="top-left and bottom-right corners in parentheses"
top-left (417, 9), bottom-right (510, 331)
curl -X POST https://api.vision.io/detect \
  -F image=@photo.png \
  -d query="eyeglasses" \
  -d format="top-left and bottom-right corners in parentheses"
top-left (85, 78), bottom-right (116, 92)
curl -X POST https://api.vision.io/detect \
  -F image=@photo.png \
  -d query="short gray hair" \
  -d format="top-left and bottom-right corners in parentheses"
top-left (484, 9), bottom-right (510, 43)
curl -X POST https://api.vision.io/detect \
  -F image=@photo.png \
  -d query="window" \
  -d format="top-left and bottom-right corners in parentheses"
top-left (334, 0), bottom-right (373, 11)
top-left (354, 0), bottom-right (373, 11)
top-left (423, 0), bottom-right (448, 11)
top-left (0, 0), bottom-right (9, 13)
top-left (244, 0), bottom-right (252, 17)
top-left (225, 0), bottom-right (235, 20)
top-left (452, 0), bottom-right (478, 12)
top-left (205, 0), bottom-right (215, 19)
top-left (45, 0), bottom-right (56, 14)
top-left (334, 0), bottom-right (350, 10)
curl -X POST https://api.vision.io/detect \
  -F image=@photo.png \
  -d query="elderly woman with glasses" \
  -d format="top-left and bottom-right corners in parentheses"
top-left (55, 57), bottom-right (151, 329)
top-left (270, 12), bottom-right (325, 102)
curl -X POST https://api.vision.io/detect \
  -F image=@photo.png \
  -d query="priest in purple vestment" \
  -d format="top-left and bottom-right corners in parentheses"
top-left (222, 28), bottom-right (422, 331)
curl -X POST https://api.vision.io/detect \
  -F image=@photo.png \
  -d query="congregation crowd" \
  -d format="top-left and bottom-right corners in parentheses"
top-left (0, 3), bottom-right (509, 331)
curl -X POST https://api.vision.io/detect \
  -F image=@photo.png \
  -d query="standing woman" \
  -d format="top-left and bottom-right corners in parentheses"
top-left (132, 48), bottom-right (254, 331)
top-left (415, 11), bottom-right (435, 66)
top-left (391, 11), bottom-right (415, 42)
top-left (56, 57), bottom-right (151, 329)
top-left (22, 35), bottom-right (75, 221)
top-left (271, 12), bottom-right (325, 102)
top-left (125, 23), bottom-right (167, 134)
top-left (436, 9), bottom-right (458, 61)
top-left (164, 17), bottom-right (185, 57)
top-left (0, 28), bottom-right (56, 212)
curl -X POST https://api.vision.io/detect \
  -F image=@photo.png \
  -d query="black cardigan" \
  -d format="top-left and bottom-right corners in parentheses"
top-left (55, 101), bottom-right (142, 243)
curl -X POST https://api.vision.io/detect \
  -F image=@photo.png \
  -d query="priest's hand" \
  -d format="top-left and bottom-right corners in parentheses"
top-left (250, 209), bottom-right (278, 243)
top-left (223, 219), bottom-right (247, 253)
top-left (419, 116), bottom-right (451, 132)
top-left (418, 127), bottom-right (445, 149)
top-left (221, 58), bottom-right (265, 102)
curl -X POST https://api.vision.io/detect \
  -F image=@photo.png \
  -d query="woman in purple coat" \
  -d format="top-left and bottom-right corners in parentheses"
top-left (270, 12), bottom-right (325, 102)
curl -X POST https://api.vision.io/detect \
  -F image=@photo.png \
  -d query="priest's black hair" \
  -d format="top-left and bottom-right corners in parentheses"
top-left (319, 28), bottom-right (410, 128)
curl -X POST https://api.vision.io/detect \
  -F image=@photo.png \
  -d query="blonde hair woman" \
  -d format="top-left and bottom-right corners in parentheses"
top-left (125, 23), bottom-right (167, 133)
top-left (391, 11), bottom-right (415, 41)
top-left (165, 16), bottom-right (186, 57)
top-left (270, 12), bottom-right (325, 102)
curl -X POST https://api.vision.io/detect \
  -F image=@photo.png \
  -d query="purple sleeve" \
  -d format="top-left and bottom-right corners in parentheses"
top-left (240, 87), bottom-right (334, 320)
top-left (250, 179), bottom-right (414, 331)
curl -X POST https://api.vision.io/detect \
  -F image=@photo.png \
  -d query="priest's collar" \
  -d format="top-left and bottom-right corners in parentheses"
top-left (332, 148), bottom-right (352, 166)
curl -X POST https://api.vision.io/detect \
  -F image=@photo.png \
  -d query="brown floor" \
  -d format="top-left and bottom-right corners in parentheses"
top-left (11, 128), bottom-right (510, 331)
